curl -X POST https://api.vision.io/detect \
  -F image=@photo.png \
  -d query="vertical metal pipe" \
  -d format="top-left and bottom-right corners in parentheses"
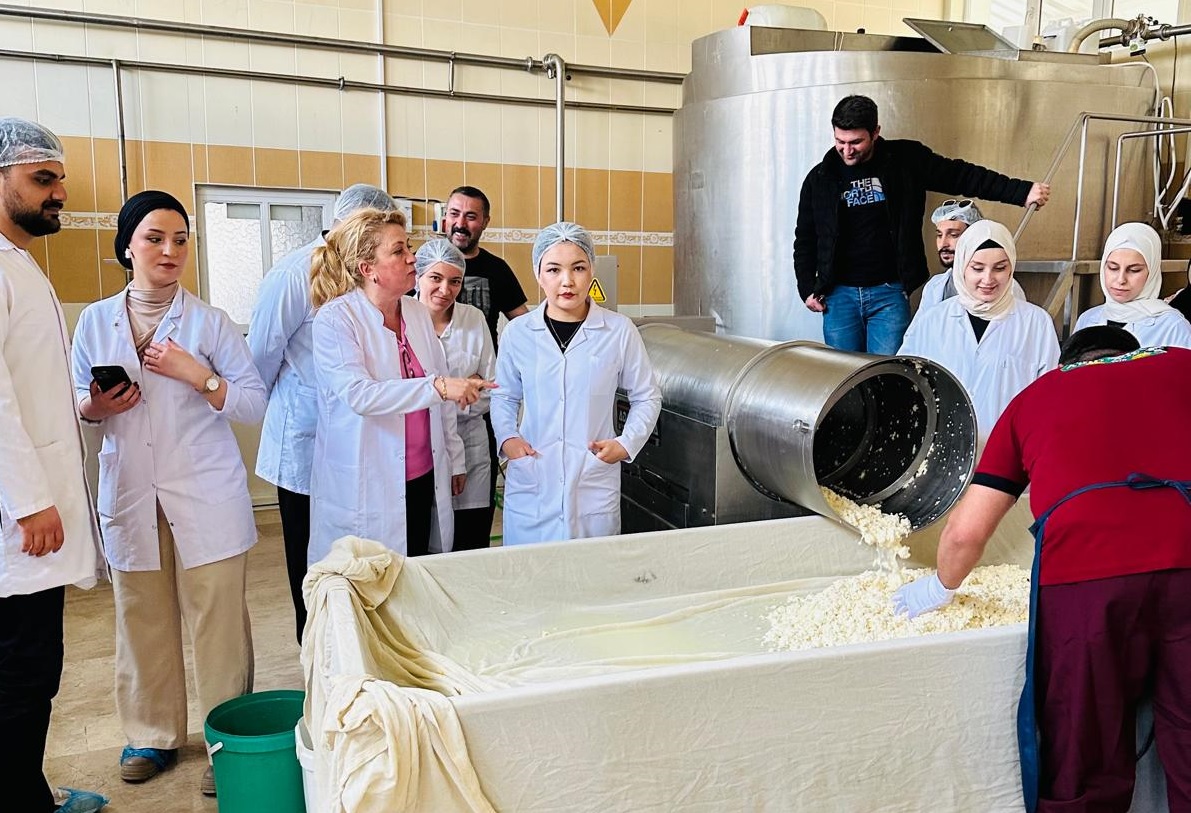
top-left (543, 53), bottom-right (566, 222)
top-left (376, 0), bottom-right (387, 191)
top-left (111, 58), bottom-right (128, 203)
top-left (1071, 118), bottom-right (1090, 262)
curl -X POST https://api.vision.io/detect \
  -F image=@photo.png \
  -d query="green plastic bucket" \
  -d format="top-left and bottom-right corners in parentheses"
top-left (204, 690), bottom-right (306, 813)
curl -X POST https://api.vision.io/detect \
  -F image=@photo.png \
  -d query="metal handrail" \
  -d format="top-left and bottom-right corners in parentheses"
top-left (1112, 126), bottom-right (1191, 228)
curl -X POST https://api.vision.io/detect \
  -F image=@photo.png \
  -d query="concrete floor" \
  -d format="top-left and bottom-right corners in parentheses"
top-left (46, 509), bottom-right (303, 813)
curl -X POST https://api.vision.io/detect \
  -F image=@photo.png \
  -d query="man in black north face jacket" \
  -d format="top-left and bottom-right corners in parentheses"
top-left (793, 95), bottom-right (1050, 354)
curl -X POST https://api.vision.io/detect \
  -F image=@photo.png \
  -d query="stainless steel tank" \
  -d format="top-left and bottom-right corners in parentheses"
top-left (673, 26), bottom-right (1158, 341)
top-left (620, 325), bottom-right (976, 532)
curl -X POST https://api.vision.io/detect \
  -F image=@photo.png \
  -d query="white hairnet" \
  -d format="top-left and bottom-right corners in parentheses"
top-left (415, 238), bottom-right (466, 277)
top-left (930, 199), bottom-right (983, 226)
top-left (950, 220), bottom-right (1018, 321)
top-left (532, 221), bottom-right (596, 274)
top-left (0, 117), bottom-right (64, 169)
top-left (333, 184), bottom-right (396, 222)
top-left (1099, 222), bottom-right (1173, 323)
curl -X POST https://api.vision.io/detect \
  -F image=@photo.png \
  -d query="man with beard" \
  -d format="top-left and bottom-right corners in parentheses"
top-left (443, 185), bottom-right (528, 345)
top-left (794, 94), bottom-right (1050, 354)
top-left (918, 199), bottom-right (1026, 309)
top-left (0, 118), bottom-right (109, 812)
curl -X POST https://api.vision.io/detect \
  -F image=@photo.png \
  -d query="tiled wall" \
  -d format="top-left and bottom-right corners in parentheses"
top-left (0, 0), bottom-right (946, 313)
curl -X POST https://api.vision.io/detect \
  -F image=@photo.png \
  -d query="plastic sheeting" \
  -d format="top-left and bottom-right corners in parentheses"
top-left (302, 506), bottom-right (1168, 813)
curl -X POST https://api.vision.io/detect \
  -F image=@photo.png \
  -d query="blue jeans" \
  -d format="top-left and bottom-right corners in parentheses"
top-left (822, 283), bottom-right (911, 355)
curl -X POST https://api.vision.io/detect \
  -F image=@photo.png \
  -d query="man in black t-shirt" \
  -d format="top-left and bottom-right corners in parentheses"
top-left (444, 185), bottom-right (529, 345)
top-left (793, 95), bottom-right (1050, 354)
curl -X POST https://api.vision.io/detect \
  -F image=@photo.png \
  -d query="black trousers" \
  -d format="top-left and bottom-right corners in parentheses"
top-left (0, 586), bottom-right (66, 813)
top-left (452, 505), bottom-right (495, 551)
top-left (405, 470), bottom-right (434, 558)
top-left (276, 486), bottom-right (310, 644)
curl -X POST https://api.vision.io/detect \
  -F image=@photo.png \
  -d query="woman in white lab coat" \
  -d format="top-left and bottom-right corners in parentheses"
top-left (492, 222), bottom-right (662, 545)
top-left (899, 220), bottom-right (1059, 441)
top-left (307, 208), bottom-right (490, 565)
top-left (70, 191), bottom-right (266, 794)
top-left (414, 239), bottom-right (497, 551)
top-left (1073, 222), bottom-right (1191, 348)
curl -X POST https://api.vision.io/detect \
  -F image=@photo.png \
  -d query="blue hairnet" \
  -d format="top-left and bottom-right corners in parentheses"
top-left (414, 238), bottom-right (466, 278)
top-left (532, 221), bottom-right (596, 274)
top-left (0, 117), bottom-right (64, 169)
top-left (334, 184), bottom-right (396, 222)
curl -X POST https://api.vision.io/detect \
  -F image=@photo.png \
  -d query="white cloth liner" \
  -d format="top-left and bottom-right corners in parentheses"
top-left (302, 509), bottom-right (1168, 813)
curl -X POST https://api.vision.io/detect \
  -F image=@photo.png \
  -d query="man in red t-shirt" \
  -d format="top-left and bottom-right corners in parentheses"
top-left (893, 326), bottom-right (1191, 812)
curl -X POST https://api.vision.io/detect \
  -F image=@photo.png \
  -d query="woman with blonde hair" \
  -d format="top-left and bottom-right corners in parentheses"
top-left (307, 208), bottom-right (492, 564)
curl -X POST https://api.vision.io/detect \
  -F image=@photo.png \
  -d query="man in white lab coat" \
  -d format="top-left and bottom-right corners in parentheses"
top-left (247, 184), bottom-right (397, 642)
top-left (0, 118), bottom-right (108, 812)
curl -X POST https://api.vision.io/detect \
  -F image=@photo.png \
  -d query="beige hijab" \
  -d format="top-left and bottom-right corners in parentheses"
top-left (126, 282), bottom-right (178, 359)
top-left (950, 220), bottom-right (1018, 322)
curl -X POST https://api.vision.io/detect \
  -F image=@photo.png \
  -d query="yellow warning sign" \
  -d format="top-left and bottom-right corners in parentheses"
top-left (588, 278), bottom-right (607, 303)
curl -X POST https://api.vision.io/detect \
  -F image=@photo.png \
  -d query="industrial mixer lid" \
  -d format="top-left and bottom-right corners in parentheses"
top-left (901, 18), bottom-right (1018, 55)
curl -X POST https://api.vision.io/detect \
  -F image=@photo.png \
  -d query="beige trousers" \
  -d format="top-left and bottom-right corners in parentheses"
top-left (111, 503), bottom-right (254, 749)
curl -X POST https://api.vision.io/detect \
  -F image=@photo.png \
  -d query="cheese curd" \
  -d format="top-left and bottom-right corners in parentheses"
top-left (820, 487), bottom-right (913, 565)
top-left (763, 564), bottom-right (1030, 651)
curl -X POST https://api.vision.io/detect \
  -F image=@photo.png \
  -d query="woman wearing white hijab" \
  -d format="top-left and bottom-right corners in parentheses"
top-left (1074, 222), bottom-right (1191, 348)
top-left (899, 220), bottom-right (1059, 440)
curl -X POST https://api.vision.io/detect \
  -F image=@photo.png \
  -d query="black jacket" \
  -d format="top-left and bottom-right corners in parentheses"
top-left (793, 138), bottom-right (1033, 300)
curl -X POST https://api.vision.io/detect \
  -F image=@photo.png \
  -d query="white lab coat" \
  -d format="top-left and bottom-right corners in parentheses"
top-left (1074, 304), bottom-right (1191, 349)
top-left (918, 272), bottom-right (1027, 310)
top-left (899, 297), bottom-right (1060, 440)
top-left (0, 233), bottom-right (103, 597)
top-left (431, 301), bottom-right (496, 511)
top-left (247, 238), bottom-right (320, 494)
top-left (491, 303), bottom-right (662, 545)
top-left (71, 287), bottom-right (267, 571)
top-left (309, 289), bottom-right (466, 564)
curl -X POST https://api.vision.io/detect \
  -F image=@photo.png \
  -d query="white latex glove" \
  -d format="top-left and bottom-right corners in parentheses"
top-left (891, 573), bottom-right (956, 619)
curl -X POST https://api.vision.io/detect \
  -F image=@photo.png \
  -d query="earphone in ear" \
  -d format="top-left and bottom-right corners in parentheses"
top-left (124, 248), bottom-right (133, 258)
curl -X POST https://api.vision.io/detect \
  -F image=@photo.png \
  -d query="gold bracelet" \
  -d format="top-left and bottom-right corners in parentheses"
top-left (434, 376), bottom-right (447, 400)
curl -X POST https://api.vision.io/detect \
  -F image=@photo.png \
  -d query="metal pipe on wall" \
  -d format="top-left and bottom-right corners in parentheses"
top-left (111, 58), bottom-right (128, 204)
top-left (375, 0), bottom-right (387, 191)
top-left (0, 48), bottom-right (675, 116)
top-left (543, 53), bottom-right (566, 223)
top-left (0, 3), bottom-right (684, 85)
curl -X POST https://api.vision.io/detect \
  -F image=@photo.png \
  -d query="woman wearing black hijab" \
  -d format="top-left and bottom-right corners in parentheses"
top-left (69, 191), bottom-right (266, 797)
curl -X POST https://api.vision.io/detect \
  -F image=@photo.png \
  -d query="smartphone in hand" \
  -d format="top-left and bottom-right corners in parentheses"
top-left (91, 365), bottom-right (133, 394)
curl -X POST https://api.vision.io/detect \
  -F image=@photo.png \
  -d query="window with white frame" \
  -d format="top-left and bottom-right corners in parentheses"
top-left (196, 186), bottom-right (337, 327)
top-left (969, 0), bottom-right (1180, 41)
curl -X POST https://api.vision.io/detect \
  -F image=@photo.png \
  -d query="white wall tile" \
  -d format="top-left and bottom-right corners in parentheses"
top-left (455, 23), bottom-right (500, 57)
top-left (500, 105), bottom-right (540, 166)
top-left (183, 0), bottom-right (204, 23)
top-left (453, 63), bottom-right (502, 95)
top-left (608, 111), bottom-right (643, 172)
top-left (202, 38), bottom-right (251, 69)
top-left (249, 42), bottom-right (297, 74)
top-left (383, 14), bottom-right (423, 46)
top-left (386, 56), bottom-right (428, 88)
top-left (0, 17), bottom-right (33, 49)
top-left (340, 53), bottom-right (378, 82)
top-left (573, 109), bottom-right (609, 170)
top-left (80, 25), bottom-right (132, 59)
top-left (422, 97), bottom-right (465, 160)
top-left (250, 80), bottom-right (298, 148)
top-left (500, 0), bottom-right (540, 31)
top-left (0, 61), bottom-right (39, 123)
top-left (644, 41), bottom-right (681, 73)
top-left (464, 101), bottom-right (503, 164)
top-left (87, 64), bottom-right (119, 139)
top-left (248, 0), bottom-right (295, 32)
top-left (201, 0), bottom-right (251, 28)
top-left (385, 0), bottom-right (422, 15)
top-left (538, 0), bottom-right (575, 34)
top-left (575, 1), bottom-right (608, 37)
top-left (299, 50), bottom-right (343, 79)
top-left (83, 0), bottom-right (139, 14)
top-left (136, 32), bottom-right (190, 64)
top-left (137, 72), bottom-right (195, 142)
top-left (499, 26), bottom-right (539, 60)
top-left (422, 20), bottom-right (461, 52)
top-left (35, 62), bottom-right (95, 137)
top-left (610, 39), bottom-right (645, 69)
top-left (500, 68), bottom-right (547, 99)
top-left (296, 85), bottom-right (344, 152)
top-left (569, 75), bottom-right (611, 104)
top-left (185, 75), bottom-right (207, 145)
top-left (339, 90), bottom-right (380, 154)
top-left (421, 0), bottom-right (461, 21)
top-left (295, 3), bottom-right (340, 36)
top-left (339, 7), bottom-right (379, 41)
top-left (137, 0), bottom-right (187, 20)
top-left (32, 19), bottom-right (87, 53)
top-left (643, 81), bottom-right (681, 110)
top-left (384, 93), bottom-right (426, 159)
top-left (203, 75), bottom-right (254, 145)
top-left (611, 1), bottom-right (647, 42)
top-left (608, 78), bottom-right (645, 107)
top-left (539, 33), bottom-right (576, 61)
top-left (574, 34), bottom-right (611, 66)
top-left (642, 112), bottom-right (673, 173)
